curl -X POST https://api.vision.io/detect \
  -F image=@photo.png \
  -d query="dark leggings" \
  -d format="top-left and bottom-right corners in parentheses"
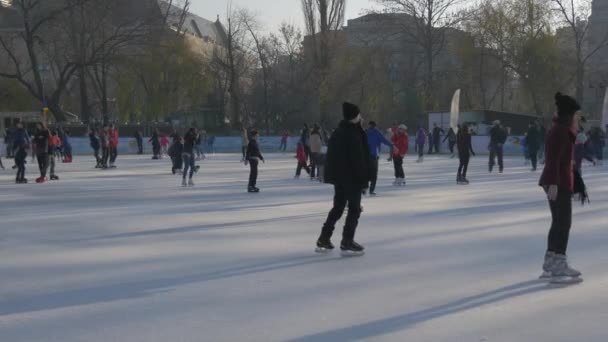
top-left (249, 159), bottom-right (259, 188)
top-left (547, 189), bottom-right (573, 255)
top-left (320, 185), bottom-right (362, 243)
top-left (449, 141), bottom-right (456, 154)
top-left (393, 155), bottom-right (404, 178)
top-left (296, 161), bottom-right (310, 176)
top-left (37, 153), bottom-right (49, 178)
top-left (458, 153), bottom-right (470, 178)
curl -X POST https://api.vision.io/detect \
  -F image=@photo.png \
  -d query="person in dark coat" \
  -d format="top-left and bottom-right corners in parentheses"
top-left (457, 123), bottom-right (475, 184)
top-left (182, 127), bottom-right (199, 186)
top-left (526, 121), bottom-right (541, 171)
top-left (316, 102), bottom-right (370, 255)
top-left (33, 122), bottom-right (50, 183)
top-left (245, 130), bottom-right (264, 192)
top-left (432, 123), bottom-right (445, 154)
top-left (89, 127), bottom-right (102, 168)
top-left (443, 127), bottom-right (457, 157)
top-left (135, 129), bottom-right (144, 154)
top-left (150, 129), bottom-right (161, 159)
top-left (538, 92), bottom-right (583, 280)
top-left (489, 120), bottom-right (507, 173)
top-left (588, 126), bottom-right (605, 165)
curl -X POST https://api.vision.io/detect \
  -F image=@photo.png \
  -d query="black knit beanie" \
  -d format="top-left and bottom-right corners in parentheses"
top-left (343, 102), bottom-right (360, 121)
top-left (555, 92), bottom-right (581, 119)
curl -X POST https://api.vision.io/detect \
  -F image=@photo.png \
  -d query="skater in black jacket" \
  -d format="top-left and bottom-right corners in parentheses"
top-left (443, 127), bottom-right (457, 157)
top-left (89, 127), bottom-right (102, 168)
top-left (33, 122), bottom-right (50, 183)
top-left (182, 128), bottom-right (198, 187)
top-left (245, 130), bottom-right (264, 192)
top-left (316, 102), bottom-right (370, 255)
top-left (457, 124), bottom-right (475, 184)
top-left (489, 120), bottom-right (507, 173)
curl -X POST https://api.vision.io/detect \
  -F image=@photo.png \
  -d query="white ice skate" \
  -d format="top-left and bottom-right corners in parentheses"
top-left (188, 178), bottom-right (194, 187)
top-left (540, 252), bottom-right (583, 284)
top-left (181, 178), bottom-right (187, 187)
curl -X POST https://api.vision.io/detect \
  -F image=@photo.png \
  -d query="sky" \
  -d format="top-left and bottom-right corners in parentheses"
top-left (190, 0), bottom-right (377, 32)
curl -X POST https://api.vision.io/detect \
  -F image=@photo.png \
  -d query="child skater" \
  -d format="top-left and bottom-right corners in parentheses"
top-left (295, 140), bottom-right (310, 179)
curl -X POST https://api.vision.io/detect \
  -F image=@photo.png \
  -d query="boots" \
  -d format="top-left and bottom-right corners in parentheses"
top-left (540, 251), bottom-right (581, 278)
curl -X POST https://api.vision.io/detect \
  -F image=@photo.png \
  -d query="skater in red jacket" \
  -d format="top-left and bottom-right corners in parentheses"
top-left (538, 92), bottom-right (585, 282)
top-left (391, 124), bottom-right (409, 186)
top-left (108, 124), bottom-right (119, 168)
top-left (294, 141), bottom-right (310, 179)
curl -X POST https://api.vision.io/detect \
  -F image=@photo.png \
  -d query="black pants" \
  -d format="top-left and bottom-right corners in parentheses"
top-left (15, 152), bottom-right (25, 181)
top-left (310, 152), bottom-right (321, 178)
top-left (242, 146), bottom-right (247, 160)
top-left (369, 156), bottom-right (379, 193)
top-left (489, 144), bottom-right (504, 171)
top-left (153, 145), bottom-right (160, 158)
top-left (434, 139), bottom-right (441, 154)
top-left (320, 185), bottom-right (362, 243)
top-left (137, 139), bottom-right (143, 154)
top-left (102, 147), bottom-right (110, 167)
top-left (110, 147), bottom-right (118, 164)
top-left (296, 161), bottom-right (310, 176)
top-left (449, 141), bottom-right (456, 154)
top-left (417, 143), bottom-right (424, 158)
top-left (37, 153), bottom-right (49, 178)
top-left (529, 147), bottom-right (539, 170)
top-left (393, 155), bottom-right (404, 179)
top-left (48, 154), bottom-right (56, 176)
top-left (93, 147), bottom-right (101, 165)
top-left (547, 189), bottom-right (573, 255)
top-left (248, 159), bottom-right (259, 188)
top-left (458, 152), bottom-right (470, 178)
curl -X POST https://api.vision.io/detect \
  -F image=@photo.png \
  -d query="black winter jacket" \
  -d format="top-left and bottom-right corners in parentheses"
top-left (246, 140), bottom-right (264, 161)
top-left (324, 120), bottom-right (371, 189)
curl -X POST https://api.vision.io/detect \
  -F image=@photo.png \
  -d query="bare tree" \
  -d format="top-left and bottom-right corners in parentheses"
top-left (375, 0), bottom-right (466, 111)
top-left (301, 0), bottom-right (346, 123)
top-left (551, 0), bottom-right (608, 104)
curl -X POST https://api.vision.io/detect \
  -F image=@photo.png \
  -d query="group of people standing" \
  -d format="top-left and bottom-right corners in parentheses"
top-left (88, 124), bottom-right (119, 169)
top-left (4, 121), bottom-right (74, 184)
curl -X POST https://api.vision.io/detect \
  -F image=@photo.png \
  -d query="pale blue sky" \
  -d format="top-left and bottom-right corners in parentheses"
top-left (190, 0), bottom-right (377, 32)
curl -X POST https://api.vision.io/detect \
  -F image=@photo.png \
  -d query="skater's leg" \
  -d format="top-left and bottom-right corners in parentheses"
top-left (296, 162), bottom-right (303, 177)
top-left (189, 156), bottom-right (196, 179)
top-left (547, 189), bottom-right (573, 255)
top-left (49, 154), bottom-right (55, 177)
top-left (462, 154), bottom-right (470, 178)
top-left (393, 157), bottom-right (399, 178)
top-left (530, 148), bottom-right (538, 170)
top-left (320, 185), bottom-right (347, 239)
top-left (489, 146), bottom-right (495, 171)
top-left (369, 156), bottom-right (379, 193)
top-left (242, 146), bottom-right (247, 160)
top-left (310, 153), bottom-right (317, 178)
top-left (342, 186), bottom-right (362, 243)
top-left (182, 154), bottom-right (190, 179)
top-left (248, 159), bottom-right (258, 188)
top-left (498, 146), bottom-right (504, 171)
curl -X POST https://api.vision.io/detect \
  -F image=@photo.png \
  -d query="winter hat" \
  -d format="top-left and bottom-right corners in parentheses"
top-left (493, 120), bottom-right (500, 126)
top-left (342, 102), bottom-right (360, 121)
top-left (250, 129), bottom-right (259, 137)
top-left (398, 124), bottom-right (407, 130)
top-left (555, 92), bottom-right (581, 119)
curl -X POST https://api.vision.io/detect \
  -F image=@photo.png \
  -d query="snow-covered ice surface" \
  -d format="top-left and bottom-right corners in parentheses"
top-left (1, 153), bottom-right (607, 342)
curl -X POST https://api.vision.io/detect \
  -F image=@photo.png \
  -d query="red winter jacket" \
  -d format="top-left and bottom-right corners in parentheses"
top-left (109, 129), bottom-right (119, 148)
top-left (539, 119), bottom-right (575, 192)
top-left (296, 144), bottom-right (307, 163)
top-left (392, 132), bottom-right (409, 157)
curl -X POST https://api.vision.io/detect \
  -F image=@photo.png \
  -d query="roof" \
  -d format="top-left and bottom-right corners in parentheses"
top-left (158, 1), bottom-right (226, 45)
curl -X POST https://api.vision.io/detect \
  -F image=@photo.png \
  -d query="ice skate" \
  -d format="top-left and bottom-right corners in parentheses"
top-left (369, 191), bottom-right (377, 197)
top-left (340, 241), bottom-right (365, 257)
top-left (315, 238), bottom-right (335, 254)
top-left (181, 178), bottom-right (187, 187)
top-left (50, 175), bottom-right (59, 181)
top-left (540, 252), bottom-right (582, 283)
top-left (248, 186), bottom-right (260, 193)
top-left (35, 177), bottom-right (47, 184)
top-left (188, 178), bottom-right (194, 187)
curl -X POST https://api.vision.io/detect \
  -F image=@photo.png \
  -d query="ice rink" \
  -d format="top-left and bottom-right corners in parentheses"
top-left (1, 153), bottom-right (607, 342)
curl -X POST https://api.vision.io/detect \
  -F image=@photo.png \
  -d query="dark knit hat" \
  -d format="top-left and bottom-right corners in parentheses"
top-left (343, 102), bottom-right (360, 120)
top-left (555, 92), bottom-right (581, 119)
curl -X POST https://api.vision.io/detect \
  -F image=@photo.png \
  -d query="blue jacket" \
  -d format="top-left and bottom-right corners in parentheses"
top-left (366, 127), bottom-right (393, 157)
top-left (13, 128), bottom-right (29, 149)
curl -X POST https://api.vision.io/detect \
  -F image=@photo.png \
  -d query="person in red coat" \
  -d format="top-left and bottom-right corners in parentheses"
top-left (391, 124), bottom-right (409, 186)
top-left (294, 140), bottom-right (310, 179)
top-left (108, 124), bottom-right (119, 168)
top-left (538, 92), bottom-right (582, 280)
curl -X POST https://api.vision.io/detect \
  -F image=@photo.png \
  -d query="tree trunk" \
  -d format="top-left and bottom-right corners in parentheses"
top-left (79, 65), bottom-right (90, 123)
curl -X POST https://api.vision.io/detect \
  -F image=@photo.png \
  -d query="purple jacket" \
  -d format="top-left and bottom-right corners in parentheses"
top-left (416, 128), bottom-right (427, 145)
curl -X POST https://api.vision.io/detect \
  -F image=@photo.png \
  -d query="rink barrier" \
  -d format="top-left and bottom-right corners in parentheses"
top-left (0, 136), bottom-right (603, 156)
